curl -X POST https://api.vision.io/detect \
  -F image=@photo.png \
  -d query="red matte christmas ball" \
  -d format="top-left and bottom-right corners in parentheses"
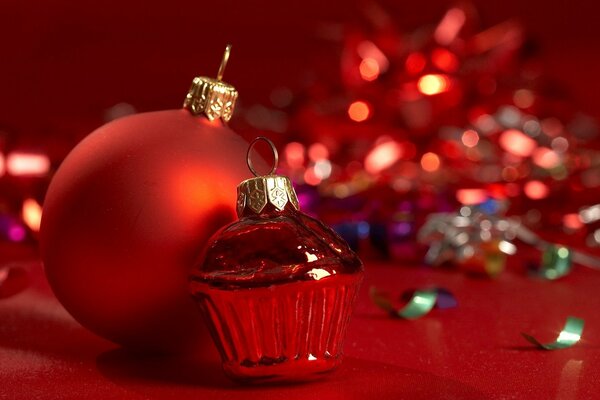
top-left (40, 47), bottom-right (264, 353)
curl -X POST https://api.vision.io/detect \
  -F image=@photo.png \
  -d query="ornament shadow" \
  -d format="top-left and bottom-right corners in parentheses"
top-left (501, 344), bottom-right (600, 351)
top-left (96, 347), bottom-right (229, 389)
top-left (96, 352), bottom-right (489, 399)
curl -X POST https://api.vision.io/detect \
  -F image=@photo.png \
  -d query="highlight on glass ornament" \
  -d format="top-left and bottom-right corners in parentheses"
top-left (190, 137), bottom-right (364, 383)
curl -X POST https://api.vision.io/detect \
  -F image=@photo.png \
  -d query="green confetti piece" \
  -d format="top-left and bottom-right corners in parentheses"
top-left (522, 316), bottom-right (584, 350)
top-left (370, 287), bottom-right (441, 320)
top-left (539, 245), bottom-right (572, 280)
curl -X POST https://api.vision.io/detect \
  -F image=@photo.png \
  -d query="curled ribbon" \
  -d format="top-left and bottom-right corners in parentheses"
top-left (536, 245), bottom-right (572, 280)
top-left (370, 286), bottom-right (457, 319)
top-left (522, 316), bottom-right (584, 350)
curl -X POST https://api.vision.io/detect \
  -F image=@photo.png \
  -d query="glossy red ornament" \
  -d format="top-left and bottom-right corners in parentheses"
top-left (40, 108), bottom-right (264, 353)
top-left (190, 138), bottom-right (364, 383)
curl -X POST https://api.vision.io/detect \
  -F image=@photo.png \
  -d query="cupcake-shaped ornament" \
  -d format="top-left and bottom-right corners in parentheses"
top-left (190, 137), bottom-right (364, 383)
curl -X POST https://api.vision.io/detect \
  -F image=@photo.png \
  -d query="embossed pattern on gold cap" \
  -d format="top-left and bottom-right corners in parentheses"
top-left (183, 45), bottom-right (238, 122)
top-left (237, 137), bottom-right (299, 217)
top-left (236, 175), bottom-right (300, 217)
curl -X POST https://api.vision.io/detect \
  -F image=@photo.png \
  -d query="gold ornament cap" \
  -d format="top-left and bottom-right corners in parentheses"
top-left (237, 137), bottom-right (300, 217)
top-left (183, 44), bottom-right (239, 122)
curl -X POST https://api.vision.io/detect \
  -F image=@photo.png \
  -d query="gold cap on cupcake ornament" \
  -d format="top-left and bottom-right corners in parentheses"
top-left (236, 137), bottom-right (300, 217)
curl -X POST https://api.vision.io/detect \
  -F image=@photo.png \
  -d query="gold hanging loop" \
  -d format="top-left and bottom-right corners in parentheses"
top-left (247, 136), bottom-right (279, 177)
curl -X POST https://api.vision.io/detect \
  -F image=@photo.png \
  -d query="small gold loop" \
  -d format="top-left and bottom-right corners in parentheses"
top-left (217, 44), bottom-right (232, 81)
top-left (247, 136), bottom-right (278, 177)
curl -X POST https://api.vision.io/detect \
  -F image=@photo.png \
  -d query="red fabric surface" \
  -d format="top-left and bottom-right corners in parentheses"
top-left (2, 250), bottom-right (599, 399)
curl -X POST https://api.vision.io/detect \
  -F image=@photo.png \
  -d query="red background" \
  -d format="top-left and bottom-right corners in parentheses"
top-left (1, 0), bottom-right (600, 140)
top-left (2, 1), bottom-right (600, 399)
